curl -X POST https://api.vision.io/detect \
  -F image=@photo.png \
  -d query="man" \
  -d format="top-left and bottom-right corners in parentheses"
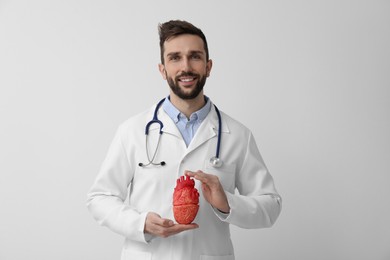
top-left (87, 20), bottom-right (281, 260)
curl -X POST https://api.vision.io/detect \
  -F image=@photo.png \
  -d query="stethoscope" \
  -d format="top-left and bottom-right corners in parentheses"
top-left (138, 98), bottom-right (223, 168)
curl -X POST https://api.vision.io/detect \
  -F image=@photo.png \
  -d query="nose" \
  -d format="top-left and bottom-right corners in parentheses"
top-left (181, 57), bottom-right (192, 72)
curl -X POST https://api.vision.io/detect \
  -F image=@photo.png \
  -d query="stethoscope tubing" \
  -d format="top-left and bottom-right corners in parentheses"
top-left (144, 98), bottom-right (166, 135)
top-left (139, 97), bottom-right (222, 168)
top-left (213, 104), bottom-right (222, 159)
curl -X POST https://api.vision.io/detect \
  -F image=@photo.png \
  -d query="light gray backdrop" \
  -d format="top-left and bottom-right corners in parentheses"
top-left (1, 1), bottom-right (389, 259)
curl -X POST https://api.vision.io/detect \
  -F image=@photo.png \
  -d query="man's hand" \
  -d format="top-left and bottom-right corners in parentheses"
top-left (185, 170), bottom-right (230, 213)
top-left (144, 212), bottom-right (198, 238)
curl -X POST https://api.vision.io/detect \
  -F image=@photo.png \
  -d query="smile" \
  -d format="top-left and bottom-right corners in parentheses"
top-left (178, 76), bottom-right (196, 82)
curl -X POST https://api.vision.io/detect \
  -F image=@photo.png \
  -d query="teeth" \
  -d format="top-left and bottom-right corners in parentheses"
top-left (180, 77), bottom-right (194, 82)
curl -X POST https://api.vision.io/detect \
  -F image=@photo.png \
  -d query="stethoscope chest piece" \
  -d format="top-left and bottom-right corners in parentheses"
top-left (210, 156), bottom-right (223, 168)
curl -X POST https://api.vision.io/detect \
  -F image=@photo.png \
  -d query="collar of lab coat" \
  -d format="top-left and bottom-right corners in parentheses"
top-left (146, 102), bottom-right (230, 150)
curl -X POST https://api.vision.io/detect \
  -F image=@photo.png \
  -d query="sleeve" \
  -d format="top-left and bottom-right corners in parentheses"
top-left (86, 126), bottom-right (149, 243)
top-left (217, 132), bottom-right (282, 228)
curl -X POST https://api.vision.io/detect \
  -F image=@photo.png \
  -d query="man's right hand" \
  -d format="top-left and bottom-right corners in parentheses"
top-left (144, 212), bottom-right (198, 238)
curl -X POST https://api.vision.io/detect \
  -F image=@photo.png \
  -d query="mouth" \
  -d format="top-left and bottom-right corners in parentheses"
top-left (178, 76), bottom-right (197, 83)
top-left (177, 75), bottom-right (197, 86)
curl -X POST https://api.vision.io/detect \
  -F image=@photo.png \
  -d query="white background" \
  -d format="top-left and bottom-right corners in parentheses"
top-left (1, 1), bottom-right (389, 259)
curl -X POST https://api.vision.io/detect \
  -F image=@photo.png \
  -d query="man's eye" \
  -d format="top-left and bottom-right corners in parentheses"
top-left (191, 54), bottom-right (201, 59)
top-left (170, 56), bottom-right (180, 61)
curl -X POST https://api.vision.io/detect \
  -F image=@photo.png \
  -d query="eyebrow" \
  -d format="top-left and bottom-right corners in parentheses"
top-left (166, 50), bottom-right (205, 57)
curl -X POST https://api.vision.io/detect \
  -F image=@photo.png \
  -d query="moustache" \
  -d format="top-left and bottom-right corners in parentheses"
top-left (175, 72), bottom-right (199, 80)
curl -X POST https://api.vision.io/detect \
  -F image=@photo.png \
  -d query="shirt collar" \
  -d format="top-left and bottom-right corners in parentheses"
top-left (162, 96), bottom-right (211, 124)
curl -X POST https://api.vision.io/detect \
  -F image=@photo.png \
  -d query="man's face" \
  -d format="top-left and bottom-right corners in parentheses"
top-left (159, 34), bottom-right (212, 100)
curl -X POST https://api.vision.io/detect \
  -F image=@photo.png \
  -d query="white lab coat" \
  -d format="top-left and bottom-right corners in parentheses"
top-left (87, 102), bottom-right (281, 260)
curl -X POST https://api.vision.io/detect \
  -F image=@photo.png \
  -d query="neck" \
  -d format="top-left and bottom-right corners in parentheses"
top-left (169, 92), bottom-right (205, 119)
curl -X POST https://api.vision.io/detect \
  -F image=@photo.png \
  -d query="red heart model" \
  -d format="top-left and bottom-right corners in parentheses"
top-left (173, 176), bottom-right (199, 224)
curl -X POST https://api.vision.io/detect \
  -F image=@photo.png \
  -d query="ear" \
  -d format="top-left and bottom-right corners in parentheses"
top-left (158, 63), bottom-right (167, 80)
top-left (206, 59), bottom-right (213, 77)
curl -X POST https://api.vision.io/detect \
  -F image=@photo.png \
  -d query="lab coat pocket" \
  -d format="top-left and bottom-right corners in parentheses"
top-left (200, 255), bottom-right (234, 260)
top-left (121, 248), bottom-right (151, 260)
top-left (204, 160), bottom-right (236, 192)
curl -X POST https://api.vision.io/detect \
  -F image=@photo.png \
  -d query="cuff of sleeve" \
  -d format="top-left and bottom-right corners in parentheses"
top-left (212, 191), bottom-right (233, 222)
top-left (137, 211), bottom-right (150, 244)
top-left (144, 233), bottom-right (154, 243)
top-left (213, 207), bottom-right (230, 220)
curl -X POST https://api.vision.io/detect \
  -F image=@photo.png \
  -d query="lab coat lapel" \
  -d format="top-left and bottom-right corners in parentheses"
top-left (187, 104), bottom-right (229, 154)
top-left (158, 108), bottom-right (183, 139)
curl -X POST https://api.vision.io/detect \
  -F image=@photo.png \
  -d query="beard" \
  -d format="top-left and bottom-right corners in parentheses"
top-left (166, 72), bottom-right (207, 100)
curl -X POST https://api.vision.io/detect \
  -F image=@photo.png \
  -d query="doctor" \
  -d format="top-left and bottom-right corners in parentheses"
top-left (87, 20), bottom-right (281, 260)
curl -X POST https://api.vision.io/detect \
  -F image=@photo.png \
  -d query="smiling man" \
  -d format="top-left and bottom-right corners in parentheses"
top-left (159, 28), bottom-right (212, 118)
top-left (87, 20), bottom-right (282, 260)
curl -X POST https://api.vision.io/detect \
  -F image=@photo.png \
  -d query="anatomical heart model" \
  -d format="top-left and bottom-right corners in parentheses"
top-left (173, 176), bottom-right (199, 224)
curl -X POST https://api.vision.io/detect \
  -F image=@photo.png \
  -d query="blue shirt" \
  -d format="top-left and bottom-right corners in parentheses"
top-left (162, 96), bottom-right (211, 147)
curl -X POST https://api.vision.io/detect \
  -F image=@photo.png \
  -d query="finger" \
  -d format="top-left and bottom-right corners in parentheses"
top-left (170, 223), bottom-right (199, 233)
top-left (156, 223), bottom-right (199, 238)
top-left (192, 171), bottom-right (215, 185)
top-left (185, 171), bottom-right (207, 185)
top-left (184, 170), bottom-right (195, 177)
top-left (148, 213), bottom-right (174, 227)
top-left (158, 218), bottom-right (174, 227)
top-left (177, 223), bottom-right (199, 230)
top-left (185, 170), bottom-right (205, 179)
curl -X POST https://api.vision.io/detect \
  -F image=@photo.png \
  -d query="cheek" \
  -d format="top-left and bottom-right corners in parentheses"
top-left (163, 66), bottom-right (177, 79)
top-left (167, 70), bottom-right (182, 81)
top-left (195, 64), bottom-right (209, 76)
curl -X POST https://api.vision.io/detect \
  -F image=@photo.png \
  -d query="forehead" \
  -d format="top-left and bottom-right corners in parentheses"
top-left (163, 34), bottom-right (205, 56)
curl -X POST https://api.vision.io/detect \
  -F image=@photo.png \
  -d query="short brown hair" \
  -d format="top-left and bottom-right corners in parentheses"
top-left (158, 20), bottom-right (209, 64)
